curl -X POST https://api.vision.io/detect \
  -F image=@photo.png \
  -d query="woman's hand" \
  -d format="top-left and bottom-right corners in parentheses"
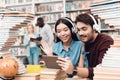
top-left (56, 57), bottom-right (74, 74)
top-left (39, 60), bottom-right (46, 67)
top-left (40, 40), bottom-right (53, 56)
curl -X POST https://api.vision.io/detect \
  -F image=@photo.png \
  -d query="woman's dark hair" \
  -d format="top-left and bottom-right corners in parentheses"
top-left (75, 13), bottom-right (98, 29)
top-left (55, 17), bottom-right (79, 42)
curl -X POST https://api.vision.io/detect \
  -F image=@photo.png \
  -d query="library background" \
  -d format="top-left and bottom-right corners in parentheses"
top-left (0, 0), bottom-right (120, 80)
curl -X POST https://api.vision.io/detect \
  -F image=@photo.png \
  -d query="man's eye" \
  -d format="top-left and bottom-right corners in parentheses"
top-left (82, 28), bottom-right (87, 31)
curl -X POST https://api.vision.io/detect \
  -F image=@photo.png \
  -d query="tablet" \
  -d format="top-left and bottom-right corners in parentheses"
top-left (41, 55), bottom-right (61, 69)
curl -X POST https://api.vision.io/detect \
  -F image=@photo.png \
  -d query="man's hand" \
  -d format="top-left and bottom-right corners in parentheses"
top-left (56, 57), bottom-right (74, 74)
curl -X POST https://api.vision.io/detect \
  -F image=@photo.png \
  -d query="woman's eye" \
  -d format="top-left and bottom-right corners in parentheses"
top-left (64, 28), bottom-right (68, 32)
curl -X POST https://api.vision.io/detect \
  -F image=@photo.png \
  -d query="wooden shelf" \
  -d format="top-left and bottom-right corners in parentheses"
top-left (35, 0), bottom-right (62, 4)
top-left (66, 8), bottom-right (90, 12)
top-left (35, 11), bottom-right (63, 15)
top-left (101, 28), bottom-right (119, 32)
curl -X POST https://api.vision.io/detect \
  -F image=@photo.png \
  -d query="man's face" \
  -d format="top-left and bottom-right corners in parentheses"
top-left (76, 22), bottom-right (95, 43)
top-left (36, 20), bottom-right (44, 27)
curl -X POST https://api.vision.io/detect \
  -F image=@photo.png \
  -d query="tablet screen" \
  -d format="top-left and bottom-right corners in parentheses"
top-left (41, 55), bottom-right (61, 69)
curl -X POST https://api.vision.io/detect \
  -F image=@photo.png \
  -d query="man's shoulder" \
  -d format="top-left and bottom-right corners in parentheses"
top-left (98, 33), bottom-right (114, 45)
top-left (44, 23), bottom-right (50, 27)
top-left (99, 33), bottom-right (113, 40)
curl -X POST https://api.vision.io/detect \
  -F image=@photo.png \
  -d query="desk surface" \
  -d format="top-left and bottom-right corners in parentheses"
top-left (15, 73), bottom-right (40, 80)
top-left (65, 78), bottom-right (90, 80)
top-left (16, 73), bottom-right (40, 77)
top-left (65, 76), bottom-right (90, 80)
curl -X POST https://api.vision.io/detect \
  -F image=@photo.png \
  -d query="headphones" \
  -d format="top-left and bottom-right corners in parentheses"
top-left (88, 14), bottom-right (100, 33)
top-left (62, 17), bottom-right (77, 33)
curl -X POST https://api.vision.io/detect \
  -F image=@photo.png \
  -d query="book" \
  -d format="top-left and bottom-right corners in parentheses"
top-left (94, 66), bottom-right (120, 79)
top-left (40, 68), bottom-right (67, 80)
top-left (30, 36), bottom-right (42, 42)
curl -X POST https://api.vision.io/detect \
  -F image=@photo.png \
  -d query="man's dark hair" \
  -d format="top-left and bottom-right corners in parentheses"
top-left (75, 13), bottom-right (98, 29)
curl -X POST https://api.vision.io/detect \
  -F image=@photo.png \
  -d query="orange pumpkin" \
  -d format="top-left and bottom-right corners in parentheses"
top-left (0, 57), bottom-right (18, 78)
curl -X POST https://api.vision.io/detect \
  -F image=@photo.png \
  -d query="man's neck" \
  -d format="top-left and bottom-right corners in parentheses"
top-left (89, 32), bottom-right (99, 43)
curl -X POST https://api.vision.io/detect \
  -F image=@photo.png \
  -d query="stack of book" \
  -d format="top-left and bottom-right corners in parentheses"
top-left (94, 67), bottom-right (120, 80)
top-left (40, 68), bottom-right (67, 80)
top-left (0, 11), bottom-right (34, 52)
top-left (91, 0), bottom-right (120, 27)
top-left (94, 47), bottom-right (120, 80)
top-left (102, 48), bottom-right (120, 68)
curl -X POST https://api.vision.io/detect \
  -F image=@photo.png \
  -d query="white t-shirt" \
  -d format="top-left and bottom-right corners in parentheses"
top-left (39, 23), bottom-right (54, 46)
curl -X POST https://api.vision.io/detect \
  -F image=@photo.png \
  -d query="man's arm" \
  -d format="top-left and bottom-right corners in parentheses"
top-left (46, 24), bottom-right (54, 45)
top-left (77, 39), bottom-right (114, 78)
top-left (98, 41), bottom-right (113, 64)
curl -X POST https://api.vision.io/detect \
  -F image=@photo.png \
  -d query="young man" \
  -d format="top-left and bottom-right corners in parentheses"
top-left (36, 17), bottom-right (54, 46)
top-left (56, 13), bottom-right (114, 79)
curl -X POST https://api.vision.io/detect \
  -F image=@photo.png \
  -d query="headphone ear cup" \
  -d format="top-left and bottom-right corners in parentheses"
top-left (72, 26), bottom-right (77, 34)
top-left (93, 24), bottom-right (96, 30)
top-left (93, 24), bottom-right (100, 32)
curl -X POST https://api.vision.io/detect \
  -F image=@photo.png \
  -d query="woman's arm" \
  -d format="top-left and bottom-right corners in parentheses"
top-left (76, 45), bottom-right (89, 78)
top-left (23, 34), bottom-right (30, 47)
top-left (40, 40), bottom-right (53, 56)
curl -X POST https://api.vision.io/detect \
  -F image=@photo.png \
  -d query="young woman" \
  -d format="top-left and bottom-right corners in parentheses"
top-left (24, 23), bottom-right (40, 64)
top-left (40, 17), bottom-right (88, 77)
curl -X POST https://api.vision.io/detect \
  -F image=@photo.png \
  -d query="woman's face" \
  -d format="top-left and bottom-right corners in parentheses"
top-left (27, 25), bottom-right (34, 34)
top-left (56, 23), bottom-right (72, 43)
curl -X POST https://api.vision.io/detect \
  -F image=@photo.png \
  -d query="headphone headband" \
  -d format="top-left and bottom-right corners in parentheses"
top-left (88, 14), bottom-right (97, 25)
top-left (62, 17), bottom-right (74, 27)
top-left (88, 14), bottom-right (100, 33)
top-left (62, 17), bottom-right (77, 33)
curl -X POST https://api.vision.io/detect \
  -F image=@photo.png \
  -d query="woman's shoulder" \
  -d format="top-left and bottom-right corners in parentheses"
top-left (73, 40), bottom-right (83, 45)
top-left (53, 42), bottom-right (61, 47)
top-left (24, 34), bottom-right (28, 38)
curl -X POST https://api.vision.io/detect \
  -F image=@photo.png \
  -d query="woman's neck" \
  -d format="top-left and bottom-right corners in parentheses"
top-left (63, 38), bottom-right (72, 51)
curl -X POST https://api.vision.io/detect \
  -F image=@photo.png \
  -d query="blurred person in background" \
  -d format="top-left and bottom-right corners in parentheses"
top-left (23, 23), bottom-right (40, 64)
top-left (36, 17), bottom-right (54, 46)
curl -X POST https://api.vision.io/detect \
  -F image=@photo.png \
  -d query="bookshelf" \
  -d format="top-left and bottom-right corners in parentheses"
top-left (91, 0), bottom-right (120, 39)
top-left (0, 0), bottom-right (92, 24)
top-left (34, 0), bottom-right (64, 24)
top-left (91, 0), bottom-right (120, 27)
top-left (0, 0), bottom-right (93, 32)
top-left (0, 0), bottom-right (34, 13)
top-left (66, 0), bottom-right (92, 21)
top-left (1, 0), bottom-right (120, 42)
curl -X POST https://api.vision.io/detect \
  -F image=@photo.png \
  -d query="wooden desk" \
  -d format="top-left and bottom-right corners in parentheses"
top-left (65, 78), bottom-right (90, 80)
top-left (65, 76), bottom-right (90, 80)
top-left (15, 73), bottom-right (90, 80)
top-left (15, 73), bottom-right (40, 80)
